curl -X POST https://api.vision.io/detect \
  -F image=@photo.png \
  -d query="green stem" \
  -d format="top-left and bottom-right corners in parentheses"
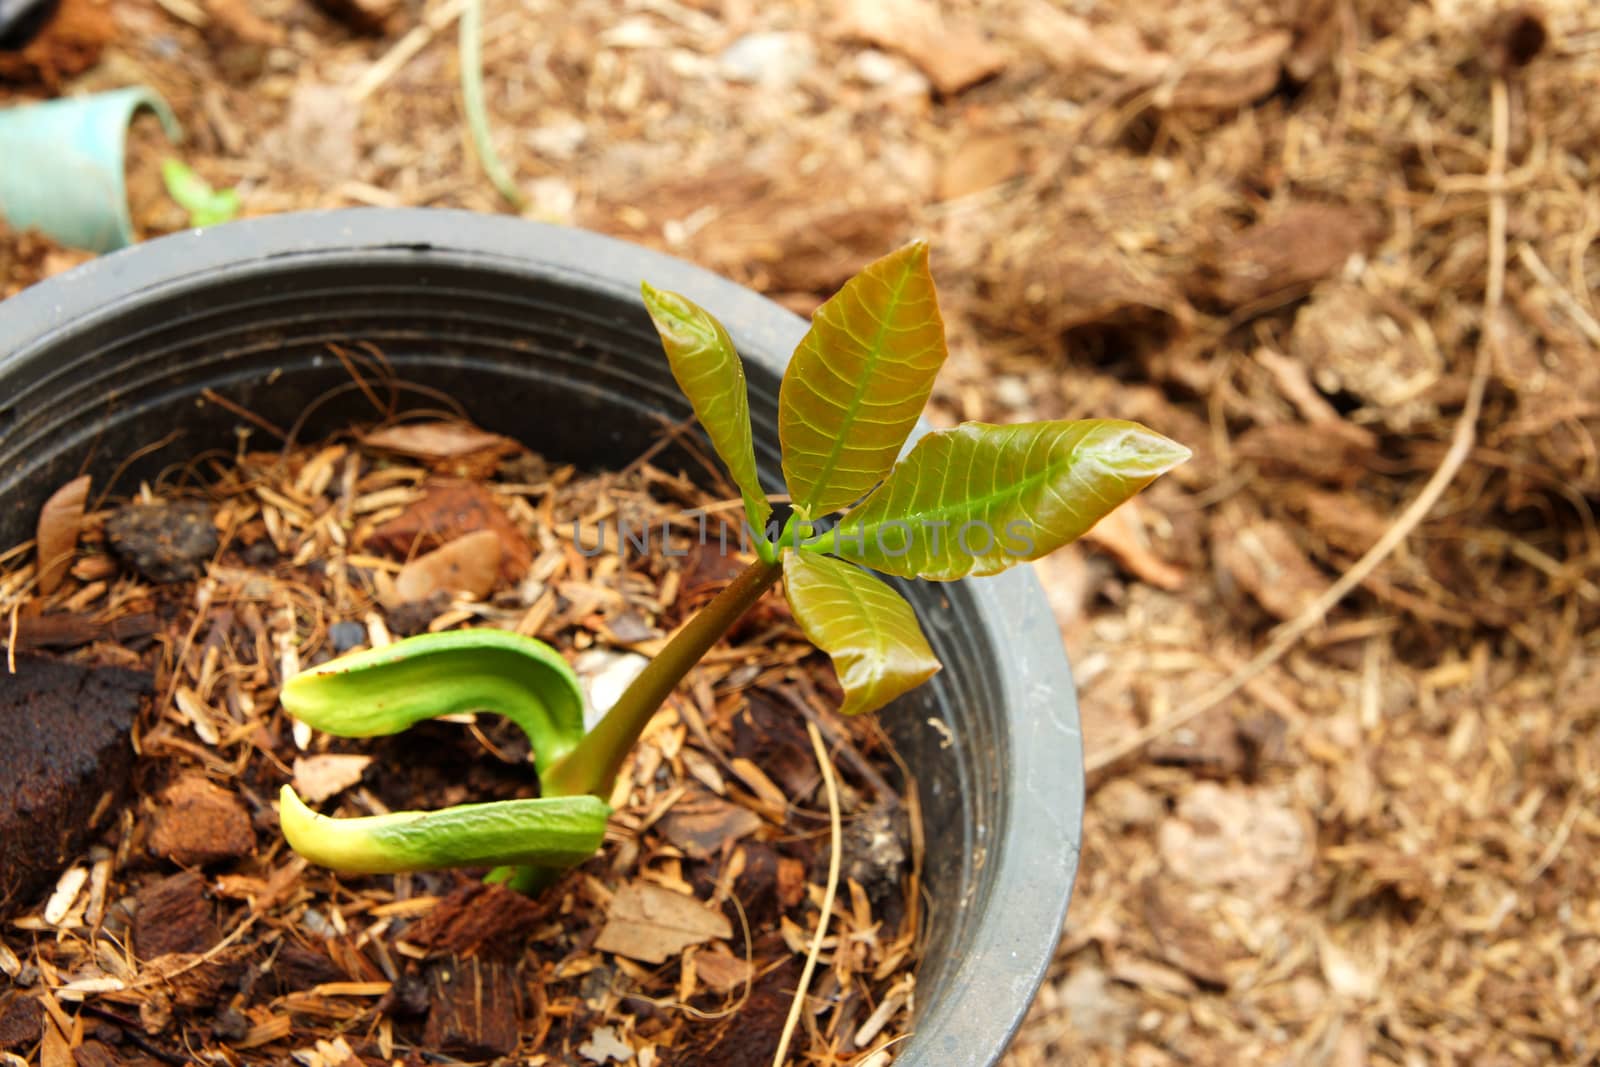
top-left (486, 863), bottom-right (558, 894)
top-left (541, 555), bottom-right (783, 799)
top-left (460, 0), bottom-right (523, 209)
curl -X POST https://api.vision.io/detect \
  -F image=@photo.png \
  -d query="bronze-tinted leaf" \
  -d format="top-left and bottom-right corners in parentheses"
top-left (783, 550), bottom-right (940, 716)
top-left (778, 241), bottom-right (948, 519)
top-left (818, 420), bottom-right (1190, 580)
top-left (35, 475), bottom-right (90, 595)
top-left (641, 282), bottom-right (772, 535)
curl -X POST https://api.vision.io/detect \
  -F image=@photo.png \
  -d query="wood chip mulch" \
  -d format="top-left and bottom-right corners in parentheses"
top-left (5, 0), bottom-right (1600, 1061)
top-left (0, 412), bottom-right (922, 1065)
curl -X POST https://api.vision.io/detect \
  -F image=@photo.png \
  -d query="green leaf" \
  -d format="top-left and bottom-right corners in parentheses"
top-left (281, 630), bottom-right (584, 774)
top-left (782, 551), bottom-right (940, 716)
top-left (778, 241), bottom-right (948, 519)
top-left (640, 282), bottom-right (772, 537)
top-left (813, 420), bottom-right (1190, 580)
top-left (279, 786), bottom-right (609, 873)
top-left (161, 159), bottom-right (239, 228)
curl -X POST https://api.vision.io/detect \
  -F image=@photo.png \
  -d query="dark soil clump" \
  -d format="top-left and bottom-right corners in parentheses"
top-left (0, 654), bottom-right (149, 916)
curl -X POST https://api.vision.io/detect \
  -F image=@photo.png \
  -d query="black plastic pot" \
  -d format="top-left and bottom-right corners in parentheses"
top-left (0, 210), bottom-right (1083, 1065)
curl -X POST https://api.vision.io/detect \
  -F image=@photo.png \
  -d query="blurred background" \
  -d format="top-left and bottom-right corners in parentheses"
top-left (3, 0), bottom-right (1598, 1062)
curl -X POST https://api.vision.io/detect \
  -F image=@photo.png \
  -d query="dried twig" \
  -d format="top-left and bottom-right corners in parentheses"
top-left (460, 0), bottom-right (524, 209)
top-left (1515, 243), bottom-right (1600, 347)
top-left (200, 388), bottom-right (288, 441)
top-left (89, 430), bottom-right (184, 512)
top-left (1089, 75), bottom-right (1511, 773)
top-left (347, 0), bottom-right (470, 103)
top-left (773, 721), bottom-right (842, 1067)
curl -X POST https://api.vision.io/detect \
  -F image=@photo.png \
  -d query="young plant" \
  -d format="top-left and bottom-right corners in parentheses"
top-left (161, 158), bottom-right (240, 228)
top-left (278, 242), bottom-right (1189, 888)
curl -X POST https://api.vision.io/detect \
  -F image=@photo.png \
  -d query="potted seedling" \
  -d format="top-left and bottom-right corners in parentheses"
top-left (0, 211), bottom-right (1182, 1063)
top-left (274, 241), bottom-right (1187, 889)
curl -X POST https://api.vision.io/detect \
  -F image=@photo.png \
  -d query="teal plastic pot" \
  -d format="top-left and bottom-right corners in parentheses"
top-left (0, 87), bottom-right (180, 252)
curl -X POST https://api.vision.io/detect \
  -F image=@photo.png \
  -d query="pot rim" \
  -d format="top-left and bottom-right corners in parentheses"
top-left (0, 208), bottom-right (1082, 1064)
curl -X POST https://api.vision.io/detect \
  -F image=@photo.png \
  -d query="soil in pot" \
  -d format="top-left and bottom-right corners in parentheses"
top-left (0, 392), bottom-right (924, 1065)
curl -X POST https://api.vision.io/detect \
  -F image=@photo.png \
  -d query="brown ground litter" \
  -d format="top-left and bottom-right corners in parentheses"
top-left (4, 0), bottom-right (1600, 1062)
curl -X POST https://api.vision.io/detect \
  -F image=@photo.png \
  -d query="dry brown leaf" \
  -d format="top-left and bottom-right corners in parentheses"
top-left (292, 754), bottom-right (372, 804)
top-left (369, 481), bottom-right (532, 583)
top-left (1202, 203), bottom-right (1380, 308)
top-left (771, 205), bottom-right (918, 293)
top-left (937, 134), bottom-right (1024, 201)
top-left (659, 791), bottom-right (764, 859)
top-left (1212, 512), bottom-right (1328, 622)
top-left (1138, 878), bottom-right (1252, 987)
top-left (35, 474), bottom-right (90, 595)
top-left (1146, 707), bottom-right (1245, 779)
top-left (1157, 783), bottom-right (1312, 899)
top-left (1051, 965), bottom-right (1138, 1047)
top-left (1232, 422), bottom-right (1376, 488)
top-left (1027, 8), bottom-right (1166, 80)
top-left (361, 422), bottom-right (512, 461)
top-left (973, 228), bottom-right (1190, 338)
top-left (594, 883), bottom-right (732, 964)
top-left (1083, 499), bottom-right (1185, 591)
top-left (270, 83), bottom-right (359, 179)
top-left (680, 749), bottom-right (726, 794)
top-left (395, 530), bottom-right (502, 603)
top-left (1162, 31), bottom-right (1292, 110)
top-left (592, 162), bottom-right (919, 299)
top-left (834, 0), bottom-right (1006, 95)
top-left (1032, 10), bottom-right (1288, 109)
top-left (1286, 487), bottom-right (1388, 558)
top-left (694, 946), bottom-right (755, 992)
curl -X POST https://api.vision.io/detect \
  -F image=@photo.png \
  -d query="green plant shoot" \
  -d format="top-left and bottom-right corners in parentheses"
top-left (277, 241), bottom-right (1190, 889)
top-left (161, 159), bottom-right (240, 228)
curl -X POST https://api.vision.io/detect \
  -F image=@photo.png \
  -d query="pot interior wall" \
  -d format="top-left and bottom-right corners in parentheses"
top-left (0, 249), bottom-right (1008, 1025)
